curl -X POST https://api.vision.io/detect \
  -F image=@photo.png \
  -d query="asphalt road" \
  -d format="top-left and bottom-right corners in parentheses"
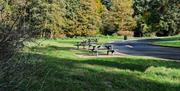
top-left (111, 39), bottom-right (180, 60)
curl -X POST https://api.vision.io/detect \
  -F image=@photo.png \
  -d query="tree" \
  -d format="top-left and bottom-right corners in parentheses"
top-left (28, 0), bottom-right (66, 38)
top-left (101, 10), bottom-right (119, 35)
top-left (133, 0), bottom-right (180, 36)
top-left (64, 0), bottom-right (101, 37)
top-left (101, 0), bottom-right (135, 35)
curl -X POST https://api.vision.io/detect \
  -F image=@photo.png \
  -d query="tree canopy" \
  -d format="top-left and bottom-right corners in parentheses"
top-left (1, 0), bottom-right (179, 38)
top-left (133, 0), bottom-right (180, 36)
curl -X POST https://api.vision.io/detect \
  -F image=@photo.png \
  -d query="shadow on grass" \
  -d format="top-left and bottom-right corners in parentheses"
top-left (31, 46), bottom-right (75, 51)
top-left (21, 53), bottom-right (180, 91)
top-left (83, 58), bottom-right (180, 72)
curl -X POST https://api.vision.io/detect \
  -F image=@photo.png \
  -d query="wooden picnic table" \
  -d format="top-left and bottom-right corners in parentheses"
top-left (75, 38), bottom-right (98, 49)
top-left (89, 44), bottom-right (115, 56)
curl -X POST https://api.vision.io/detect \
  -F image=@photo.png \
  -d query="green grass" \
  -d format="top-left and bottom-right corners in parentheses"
top-left (22, 36), bottom-right (180, 91)
top-left (153, 35), bottom-right (180, 47)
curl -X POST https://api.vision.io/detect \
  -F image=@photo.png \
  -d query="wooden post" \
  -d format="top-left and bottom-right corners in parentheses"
top-left (124, 35), bottom-right (127, 40)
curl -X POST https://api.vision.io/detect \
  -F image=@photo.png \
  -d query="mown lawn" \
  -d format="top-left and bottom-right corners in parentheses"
top-left (22, 36), bottom-right (180, 91)
top-left (153, 35), bottom-right (180, 47)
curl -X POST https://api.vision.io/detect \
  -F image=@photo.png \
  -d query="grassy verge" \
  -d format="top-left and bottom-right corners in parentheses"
top-left (153, 35), bottom-right (180, 47)
top-left (22, 36), bottom-right (180, 91)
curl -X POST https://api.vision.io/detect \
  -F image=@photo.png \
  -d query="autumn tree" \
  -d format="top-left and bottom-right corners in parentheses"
top-left (101, 0), bottom-right (135, 35)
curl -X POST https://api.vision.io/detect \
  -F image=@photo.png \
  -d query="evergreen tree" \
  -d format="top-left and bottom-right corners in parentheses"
top-left (28, 0), bottom-right (65, 38)
top-left (133, 0), bottom-right (180, 36)
top-left (64, 0), bottom-right (101, 37)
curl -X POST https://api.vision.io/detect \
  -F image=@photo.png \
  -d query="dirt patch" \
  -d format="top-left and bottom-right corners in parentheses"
top-left (76, 52), bottom-right (127, 58)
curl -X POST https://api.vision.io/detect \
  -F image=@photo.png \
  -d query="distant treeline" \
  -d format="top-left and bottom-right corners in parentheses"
top-left (0, 0), bottom-right (179, 38)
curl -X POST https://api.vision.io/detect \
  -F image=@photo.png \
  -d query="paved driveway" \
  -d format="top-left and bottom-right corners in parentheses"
top-left (111, 39), bottom-right (180, 60)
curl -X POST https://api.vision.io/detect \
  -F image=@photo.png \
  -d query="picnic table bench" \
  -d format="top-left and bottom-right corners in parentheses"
top-left (75, 39), bottom-right (98, 49)
top-left (75, 41), bottom-right (88, 49)
top-left (105, 45), bottom-right (115, 55)
top-left (89, 44), bottom-right (115, 56)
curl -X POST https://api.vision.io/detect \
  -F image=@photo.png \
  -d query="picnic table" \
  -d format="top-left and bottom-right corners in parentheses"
top-left (75, 38), bottom-right (115, 56)
top-left (75, 39), bottom-right (98, 49)
top-left (105, 45), bottom-right (115, 55)
top-left (89, 44), bottom-right (115, 56)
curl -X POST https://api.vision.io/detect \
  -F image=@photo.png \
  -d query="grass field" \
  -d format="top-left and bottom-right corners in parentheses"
top-left (21, 36), bottom-right (180, 91)
top-left (153, 35), bottom-right (180, 47)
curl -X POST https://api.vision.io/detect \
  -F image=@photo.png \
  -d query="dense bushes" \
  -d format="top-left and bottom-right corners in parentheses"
top-left (0, 0), bottom-right (36, 90)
